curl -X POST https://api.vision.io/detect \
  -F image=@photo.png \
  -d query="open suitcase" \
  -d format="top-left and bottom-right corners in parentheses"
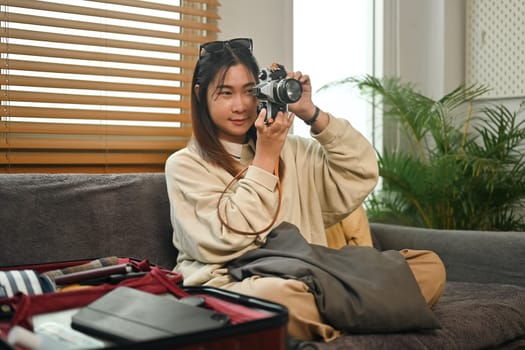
top-left (0, 257), bottom-right (288, 350)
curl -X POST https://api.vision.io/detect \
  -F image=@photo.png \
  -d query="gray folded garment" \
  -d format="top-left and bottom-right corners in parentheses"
top-left (228, 221), bottom-right (440, 333)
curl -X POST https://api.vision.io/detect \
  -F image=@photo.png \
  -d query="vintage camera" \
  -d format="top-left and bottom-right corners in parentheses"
top-left (250, 63), bottom-right (303, 124)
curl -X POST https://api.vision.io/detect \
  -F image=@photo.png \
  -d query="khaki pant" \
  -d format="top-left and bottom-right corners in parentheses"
top-left (221, 249), bottom-right (446, 341)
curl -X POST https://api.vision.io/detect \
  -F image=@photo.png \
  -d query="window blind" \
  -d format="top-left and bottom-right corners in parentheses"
top-left (1, 0), bottom-right (219, 173)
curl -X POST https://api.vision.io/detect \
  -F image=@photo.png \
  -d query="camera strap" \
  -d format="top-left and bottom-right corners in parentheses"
top-left (217, 163), bottom-right (282, 236)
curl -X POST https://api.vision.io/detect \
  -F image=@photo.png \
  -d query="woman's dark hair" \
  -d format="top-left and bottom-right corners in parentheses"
top-left (191, 44), bottom-right (260, 177)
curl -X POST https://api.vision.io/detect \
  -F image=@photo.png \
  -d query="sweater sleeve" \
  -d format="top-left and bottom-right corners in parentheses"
top-left (165, 147), bottom-right (280, 268)
top-left (165, 115), bottom-right (378, 284)
top-left (288, 115), bottom-right (379, 228)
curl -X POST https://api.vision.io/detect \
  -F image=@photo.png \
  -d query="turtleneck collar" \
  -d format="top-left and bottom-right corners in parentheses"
top-left (220, 139), bottom-right (255, 166)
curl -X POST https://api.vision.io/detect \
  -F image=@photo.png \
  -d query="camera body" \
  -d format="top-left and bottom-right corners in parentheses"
top-left (250, 63), bottom-right (302, 124)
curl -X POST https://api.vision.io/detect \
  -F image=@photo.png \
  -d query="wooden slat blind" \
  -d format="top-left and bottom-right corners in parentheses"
top-left (1, 0), bottom-right (219, 173)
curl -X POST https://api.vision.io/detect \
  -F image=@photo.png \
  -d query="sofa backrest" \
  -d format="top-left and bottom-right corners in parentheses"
top-left (372, 222), bottom-right (525, 287)
top-left (0, 173), bottom-right (178, 269)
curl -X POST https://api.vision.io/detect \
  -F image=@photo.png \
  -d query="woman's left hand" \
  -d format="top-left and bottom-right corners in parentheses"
top-left (287, 71), bottom-right (317, 123)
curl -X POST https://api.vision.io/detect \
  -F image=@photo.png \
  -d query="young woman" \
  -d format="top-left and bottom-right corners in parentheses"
top-left (165, 38), bottom-right (445, 341)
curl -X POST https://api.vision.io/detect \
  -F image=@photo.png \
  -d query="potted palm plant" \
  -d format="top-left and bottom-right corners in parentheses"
top-left (320, 76), bottom-right (525, 231)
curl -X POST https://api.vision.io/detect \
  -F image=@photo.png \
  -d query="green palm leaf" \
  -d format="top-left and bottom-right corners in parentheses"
top-left (328, 76), bottom-right (525, 230)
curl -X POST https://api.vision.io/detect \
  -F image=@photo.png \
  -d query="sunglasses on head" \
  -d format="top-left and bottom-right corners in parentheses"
top-left (199, 38), bottom-right (253, 57)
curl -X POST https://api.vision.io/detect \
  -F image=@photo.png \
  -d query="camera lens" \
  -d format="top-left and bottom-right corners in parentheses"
top-left (276, 78), bottom-right (302, 104)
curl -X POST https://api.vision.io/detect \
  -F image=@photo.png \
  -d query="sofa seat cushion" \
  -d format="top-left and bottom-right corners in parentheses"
top-left (310, 281), bottom-right (525, 350)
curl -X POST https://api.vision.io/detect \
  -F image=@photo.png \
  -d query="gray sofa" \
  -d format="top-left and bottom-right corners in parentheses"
top-left (1, 173), bottom-right (524, 350)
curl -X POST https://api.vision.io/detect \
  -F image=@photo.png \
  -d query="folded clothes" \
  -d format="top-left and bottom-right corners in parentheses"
top-left (1, 258), bottom-right (134, 297)
top-left (53, 264), bottom-right (133, 286)
top-left (42, 256), bottom-right (119, 280)
top-left (0, 270), bottom-right (55, 298)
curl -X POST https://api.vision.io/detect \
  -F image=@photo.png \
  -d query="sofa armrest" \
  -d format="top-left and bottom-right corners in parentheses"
top-left (370, 223), bottom-right (525, 287)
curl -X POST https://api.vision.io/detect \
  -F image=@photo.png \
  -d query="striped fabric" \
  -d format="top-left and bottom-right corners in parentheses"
top-left (0, 270), bottom-right (54, 298)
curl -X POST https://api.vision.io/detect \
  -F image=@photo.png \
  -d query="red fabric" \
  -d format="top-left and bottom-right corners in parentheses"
top-left (1, 259), bottom-right (93, 274)
top-left (149, 267), bottom-right (273, 324)
top-left (11, 274), bottom-right (169, 329)
top-left (7, 260), bottom-right (180, 330)
top-left (3, 259), bottom-right (272, 336)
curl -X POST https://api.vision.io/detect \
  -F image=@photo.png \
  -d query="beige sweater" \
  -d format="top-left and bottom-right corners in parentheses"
top-left (165, 115), bottom-right (378, 286)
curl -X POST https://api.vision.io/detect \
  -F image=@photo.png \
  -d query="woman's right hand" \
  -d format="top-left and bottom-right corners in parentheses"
top-left (252, 108), bottom-right (294, 174)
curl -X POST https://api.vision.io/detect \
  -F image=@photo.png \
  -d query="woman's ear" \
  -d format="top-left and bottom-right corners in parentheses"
top-left (194, 84), bottom-right (200, 102)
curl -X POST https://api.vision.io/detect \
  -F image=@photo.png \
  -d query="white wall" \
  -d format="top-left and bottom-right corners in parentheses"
top-left (217, 0), bottom-right (293, 72)
top-left (391, 0), bottom-right (523, 118)
top-left (381, 0), bottom-right (465, 99)
top-left (217, 0), bottom-right (467, 107)
top-left (218, 0), bottom-right (524, 126)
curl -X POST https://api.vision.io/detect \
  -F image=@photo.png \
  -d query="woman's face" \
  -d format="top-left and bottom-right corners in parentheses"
top-left (207, 64), bottom-right (258, 144)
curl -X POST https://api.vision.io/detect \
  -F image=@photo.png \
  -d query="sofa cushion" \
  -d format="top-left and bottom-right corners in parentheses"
top-left (371, 223), bottom-right (525, 287)
top-left (310, 281), bottom-right (525, 350)
top-left (0, 173), bottom-right (178, 269)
